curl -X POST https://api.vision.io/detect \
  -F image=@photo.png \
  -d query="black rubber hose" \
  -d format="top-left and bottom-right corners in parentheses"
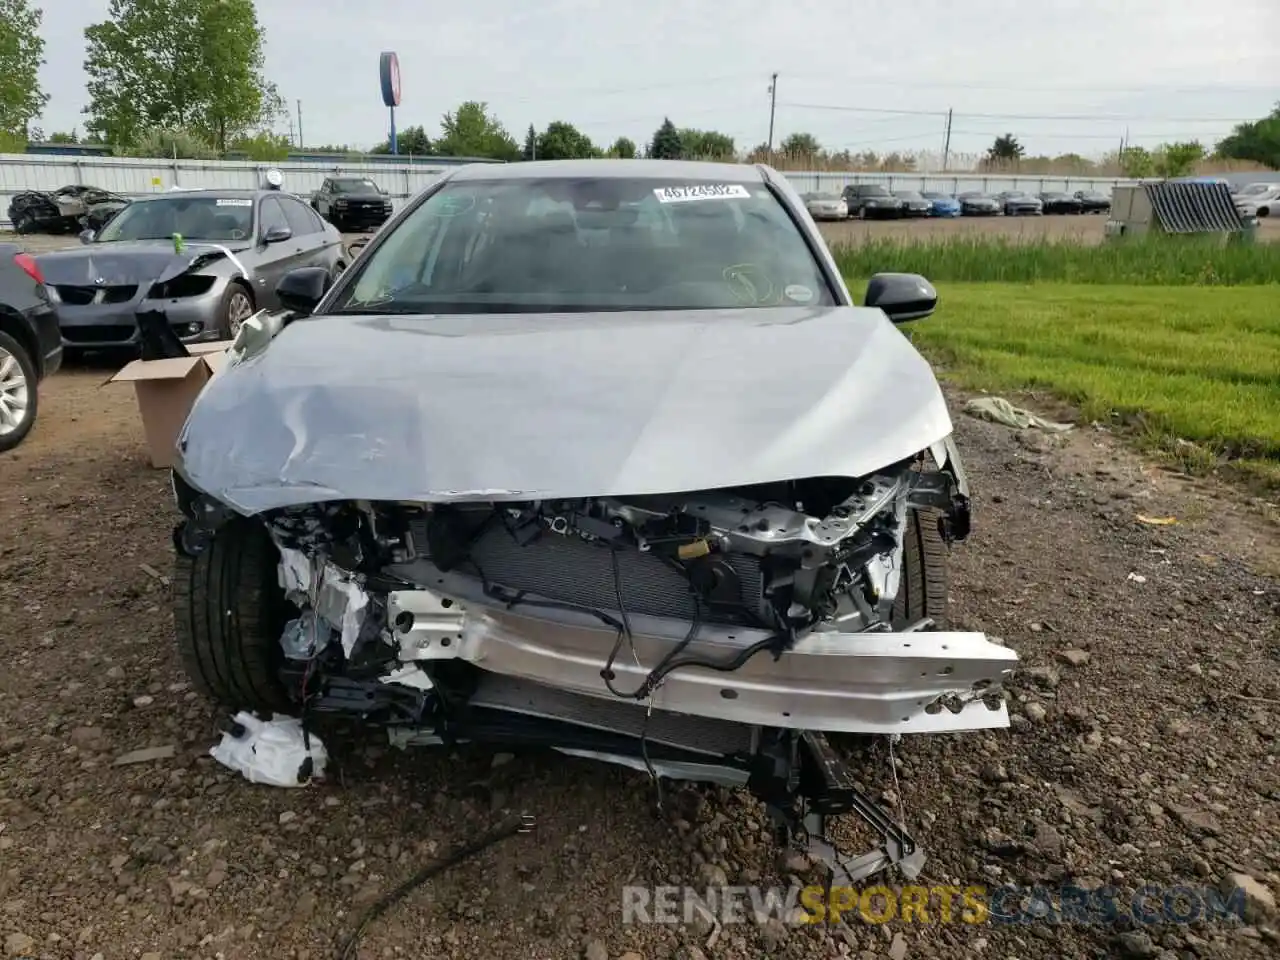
top-left (336, 812), bottom-right (532, 959)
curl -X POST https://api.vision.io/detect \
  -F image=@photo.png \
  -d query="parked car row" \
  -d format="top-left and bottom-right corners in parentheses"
top-left (0, 172), bottom-right (354, 454)
top-left (819, 185), bottom-right (1113, 219)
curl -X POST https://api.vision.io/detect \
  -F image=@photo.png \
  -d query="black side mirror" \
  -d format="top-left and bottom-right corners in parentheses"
top-left (864, 272), bottom-right (937, 324)
top-left (276, 266), bottom-right (332, 316)
top-left (263, 225), bottom-right (292, 245)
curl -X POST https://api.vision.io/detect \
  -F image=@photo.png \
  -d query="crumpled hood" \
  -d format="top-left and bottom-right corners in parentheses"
top-left (177, 306), bottom-right (954, 514)
top-left (36, 240), bottom-right (250, 286)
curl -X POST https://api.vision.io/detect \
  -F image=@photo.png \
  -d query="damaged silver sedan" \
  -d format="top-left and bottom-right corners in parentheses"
top-left (169, 159), bottom-right (1016, 884)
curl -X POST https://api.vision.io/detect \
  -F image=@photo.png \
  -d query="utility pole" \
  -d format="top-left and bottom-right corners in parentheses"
top-left (767, 72), bottom-right (779, 161)
top-left (297, 100), bottom-right (303, 148)
top-left (942, 108), bottom-right (953, 172)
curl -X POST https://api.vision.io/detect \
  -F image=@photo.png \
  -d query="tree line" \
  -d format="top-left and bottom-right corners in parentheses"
top-left (979, 133), bottom-right (1253, 180)
top-left (2, 0), bottom-right (1278, 174)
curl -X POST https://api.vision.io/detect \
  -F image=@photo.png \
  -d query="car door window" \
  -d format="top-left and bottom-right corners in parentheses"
top-left (259, 197), bottom-right (289, 237)
top-left (281, 197), bottom-right (319, 237)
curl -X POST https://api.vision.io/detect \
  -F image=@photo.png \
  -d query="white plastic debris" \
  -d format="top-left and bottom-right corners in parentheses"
top-left (276, 546), bottom-right (369, 658)
top-left (277, 545), bottom-right (313, 595)
top-left (210, 712), bottom-right (327, 788)
top-left (316, 564), bottom-right (369, 656)
top-left (964, 396), bottom-right (1074, 433)
top-left (379, 664), bottom-right (435, 691)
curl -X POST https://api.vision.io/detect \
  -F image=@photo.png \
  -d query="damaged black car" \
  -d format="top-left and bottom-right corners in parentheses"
top-left (7, 184), bottom-right (131, 235)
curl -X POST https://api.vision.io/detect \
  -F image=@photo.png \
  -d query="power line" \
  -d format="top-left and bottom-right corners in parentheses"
top-left (572, 100), bottom-right (763, 128)
top-left (826, 131), bottom-right (946, 150)
top-left (959, 109), bottom-right (1255, 123)
top-left (780, 102), bottom-right (948, 118)
top-left (774, 70), bottom-right (1277, 95)
top-left (951, 129), bottom-right (1233, 141)
top-left (480, 73), bottom-right (764, 106)
top-left (778, 101), bottom-right (1256, 124)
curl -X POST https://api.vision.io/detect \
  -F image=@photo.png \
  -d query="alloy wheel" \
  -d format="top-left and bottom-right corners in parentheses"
top-left (0, 347), bottom-right (31, 438)
top-left (226, 290), bottom-right (254, 339)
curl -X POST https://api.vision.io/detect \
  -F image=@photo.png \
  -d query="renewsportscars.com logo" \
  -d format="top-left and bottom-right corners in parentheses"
top-left (621, 883), bottom-right (1253, 927)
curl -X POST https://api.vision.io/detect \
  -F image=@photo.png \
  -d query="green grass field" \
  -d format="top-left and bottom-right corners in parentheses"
top-left (872, 281), bottom-right (1280, 487)
top-left (833, 235), bottom-right (1280, 285)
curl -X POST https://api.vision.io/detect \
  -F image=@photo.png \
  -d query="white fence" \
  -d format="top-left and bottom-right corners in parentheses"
top-left (0, 152), bottom-right (1146, 228)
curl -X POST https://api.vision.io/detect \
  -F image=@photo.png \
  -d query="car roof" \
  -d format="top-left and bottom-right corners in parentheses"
top-left (445, 158), bottom-right (768, 183)
top-left (131, 188), bottom-right (266, 201)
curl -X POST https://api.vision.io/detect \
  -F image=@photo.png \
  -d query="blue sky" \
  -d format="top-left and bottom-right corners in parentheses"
top-left (38, 0), bottom-right (1280, 161)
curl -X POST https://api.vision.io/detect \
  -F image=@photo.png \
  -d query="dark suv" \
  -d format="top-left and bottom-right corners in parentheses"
top-left (840, 184), bottom-right (905, 220)
top-left (311, 177), bottom-right (394, 232)
top-left (0, 244), bottom-right (62, 452)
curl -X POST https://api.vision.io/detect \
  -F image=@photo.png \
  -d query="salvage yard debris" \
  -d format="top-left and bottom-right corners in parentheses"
top-left (6, 184), bottom-right (131, 235)
top-left (963, 395), bottom-right (1074, 432)
top-left (209, 712), bottom-right (328, 787)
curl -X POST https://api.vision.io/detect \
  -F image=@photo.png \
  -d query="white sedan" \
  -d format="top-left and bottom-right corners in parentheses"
top-left (1232, 182), bottom-right (1280, 218)
top-left (802, 192), bottom-right (849, 221)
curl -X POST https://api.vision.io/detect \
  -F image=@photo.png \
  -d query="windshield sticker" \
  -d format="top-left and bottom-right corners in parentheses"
top-left (654, 184), bottom-right (750, 204)
top-left (784, 284), bottom-right (814, 304)
top-left (216, 199), bottom-right (253, 207)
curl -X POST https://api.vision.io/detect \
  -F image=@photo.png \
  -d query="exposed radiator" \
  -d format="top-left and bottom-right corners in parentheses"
top-left (409, 514), bottom-right (763, 624)
top-left (469, 673), bottom-right (755, 756)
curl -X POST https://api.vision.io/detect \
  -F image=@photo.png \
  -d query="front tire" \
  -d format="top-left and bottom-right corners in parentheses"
top-left (890, 508), bottom-right (948, 629)
top-left (174, 516), bottom-right (292, 711)
top-left (0, 330), bottom-right (37, 453)
top-left (217, 282), bottom-right (255, 340)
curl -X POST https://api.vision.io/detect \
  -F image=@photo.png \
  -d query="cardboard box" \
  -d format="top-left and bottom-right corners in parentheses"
top-left (108, 344), bottom-right (233, 468)
top-left (186, 340), bottom-right (236, 356)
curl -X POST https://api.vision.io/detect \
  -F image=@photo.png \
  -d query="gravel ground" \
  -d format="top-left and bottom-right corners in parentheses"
top-left (1, 365), bottom-right (1277, 960)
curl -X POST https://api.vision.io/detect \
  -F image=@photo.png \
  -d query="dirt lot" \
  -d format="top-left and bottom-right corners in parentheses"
top-left (2, 363), bottom-right (1277, 959)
